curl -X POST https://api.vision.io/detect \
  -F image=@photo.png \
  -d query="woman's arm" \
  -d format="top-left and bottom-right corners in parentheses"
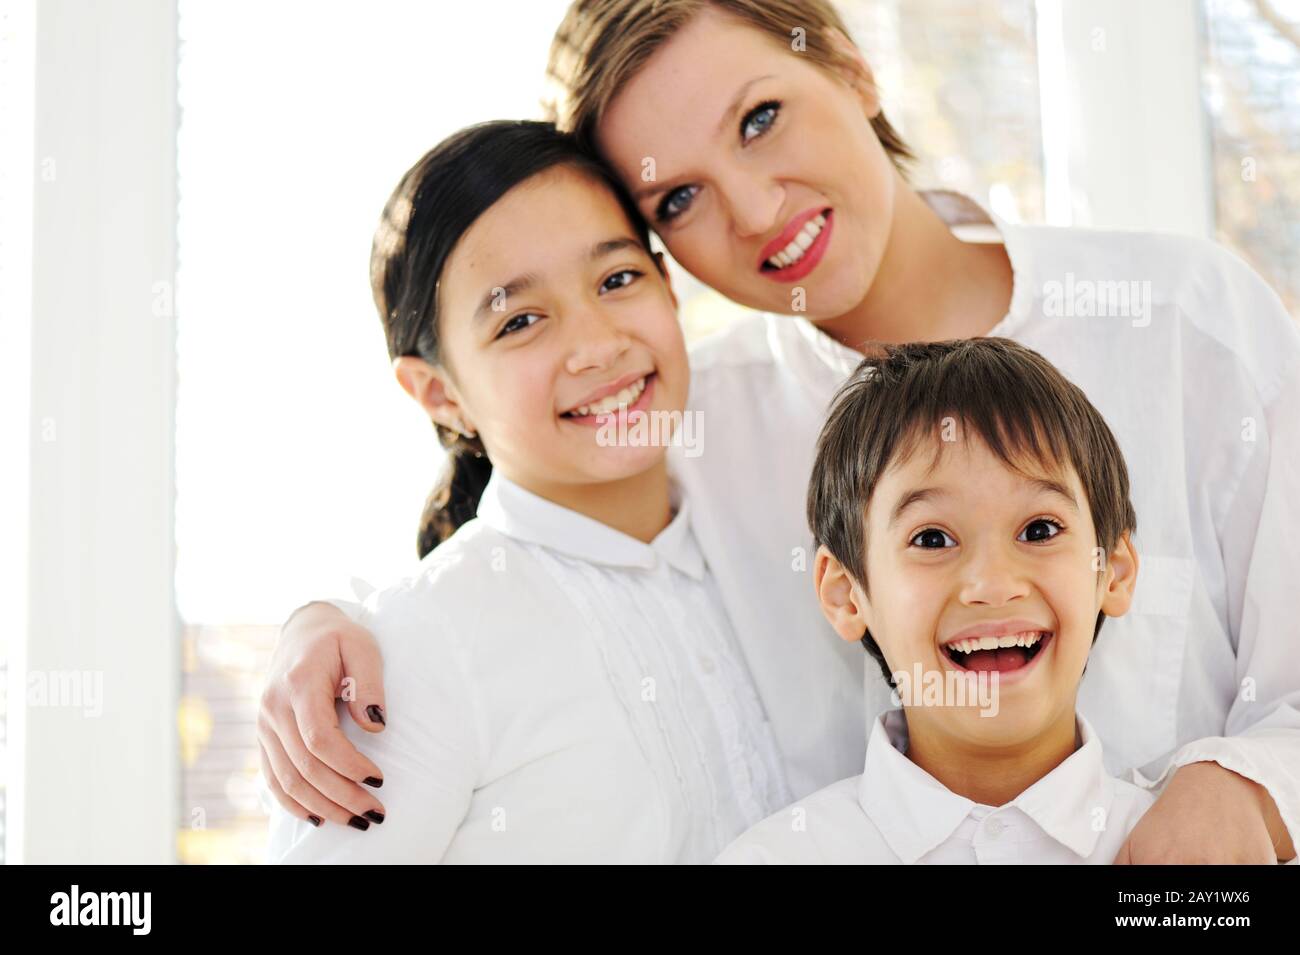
top-left (1118, 249), bottom-right (1300, 864)
top-left (258, 601), bottom-right (389, 826)
top-left (267, 590), bottom-right (482, 863)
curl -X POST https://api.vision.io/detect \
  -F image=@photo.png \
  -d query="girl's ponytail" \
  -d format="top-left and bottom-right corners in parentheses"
top-left (417, 429), bottom-right (492, 559)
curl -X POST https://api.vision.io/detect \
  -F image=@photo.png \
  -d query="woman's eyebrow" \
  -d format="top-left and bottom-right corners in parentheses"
top-left (717, 74), bottom-right (775, 135)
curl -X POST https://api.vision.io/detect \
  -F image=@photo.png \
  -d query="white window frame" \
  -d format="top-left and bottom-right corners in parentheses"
top-left (1037, 0), bottom-right (1214, 237)
top-left (14, 0), bottom-right (179, 863)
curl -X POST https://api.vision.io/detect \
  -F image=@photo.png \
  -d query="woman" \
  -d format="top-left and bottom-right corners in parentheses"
top-left (260, 0), bottom-right (1299, 862)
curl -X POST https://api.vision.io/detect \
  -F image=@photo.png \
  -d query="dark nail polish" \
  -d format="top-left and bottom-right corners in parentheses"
top-left (308, 815), bottom-right (323, 827)
top-left (366, 704), bottom-right (386, 726)
top-left (363, 776), bottom-right (384, 788)
top-left (348, 815), bottom-right (370, 831)
top-left (364, 810), bottom-right (385, 825)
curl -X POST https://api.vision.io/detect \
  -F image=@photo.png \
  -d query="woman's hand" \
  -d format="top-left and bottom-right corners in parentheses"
top-left (1114, 760), bottom-right (1294, 863)
top-left (258, 601), bottom-right (389, 828)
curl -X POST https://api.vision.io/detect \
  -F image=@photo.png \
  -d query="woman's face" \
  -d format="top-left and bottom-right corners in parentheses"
top-left (434, 165), bottom-right (688, 493)
top-left (597, 8), bottom-right (897, 322)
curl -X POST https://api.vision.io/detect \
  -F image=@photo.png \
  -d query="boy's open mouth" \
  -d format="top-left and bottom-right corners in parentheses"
top-left (941, 630), bottom-right (1053, 673)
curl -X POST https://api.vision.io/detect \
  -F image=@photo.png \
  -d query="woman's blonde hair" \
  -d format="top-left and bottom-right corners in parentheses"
top-left (545, 0), bottom-right (913, 169)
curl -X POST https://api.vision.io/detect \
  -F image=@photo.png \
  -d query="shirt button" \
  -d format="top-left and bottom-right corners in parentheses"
top-left (699, 656), bottom-right (716, 674)
top-left (985, 817), bottom-right (1006, 837)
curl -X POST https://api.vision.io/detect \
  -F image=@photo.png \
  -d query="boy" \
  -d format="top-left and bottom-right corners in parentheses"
top-left (717, 338), bottom-right (1148, 864)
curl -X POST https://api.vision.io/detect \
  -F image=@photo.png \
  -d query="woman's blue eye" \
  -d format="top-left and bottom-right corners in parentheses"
top-left (911, 528), bottom-right (956, 549)
top-left (741, 100), bottom-right (781, 143)
top-left (600, 269), bottom-right (642, 293)
top-left (497, 312), bottom-right (542, 338)
top-left (657, 184), bottom-right (699, 222)
top-left (1018, 518), bottom-right (1064, 543)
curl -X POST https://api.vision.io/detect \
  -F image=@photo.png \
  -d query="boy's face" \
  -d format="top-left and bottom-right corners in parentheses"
top-left (817, 431), bottom-right (1137, 749)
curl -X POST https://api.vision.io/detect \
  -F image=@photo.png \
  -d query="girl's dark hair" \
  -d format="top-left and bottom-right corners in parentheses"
top-left (369, 120), bottom-right (653, 559)
top-left (807, 338), bottom-right (1137, 687)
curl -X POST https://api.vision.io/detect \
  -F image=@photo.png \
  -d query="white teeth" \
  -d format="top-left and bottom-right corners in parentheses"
top-left (945, 631), bottom-right (1046, 655)
top-left (766, 213), bottom-right (827, 269)
top-left (569, 376), bottom-right (646, 417)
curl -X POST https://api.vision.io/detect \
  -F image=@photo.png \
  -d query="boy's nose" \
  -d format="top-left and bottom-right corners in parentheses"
top-left (958, 547), bottom-right (1032, 607)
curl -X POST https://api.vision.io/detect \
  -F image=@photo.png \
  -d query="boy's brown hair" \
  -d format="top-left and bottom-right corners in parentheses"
top-left (807, 338), bottom-right (1137, 684)
top-left (545, 0), bottom-right (913, 170)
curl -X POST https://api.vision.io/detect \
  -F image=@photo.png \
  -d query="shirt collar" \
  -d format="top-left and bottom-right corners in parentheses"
top-left (779, 189), bottom-right (1037, 405)
top-left (473, 468), bottom-right (705, 581)
top-left (857, 708), bottom-right (1112, 864)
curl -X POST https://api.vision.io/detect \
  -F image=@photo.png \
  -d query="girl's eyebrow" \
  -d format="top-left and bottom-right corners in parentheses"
top-left (473, 237), bottom-right (644, 321)
top-left (474, 274), bottom-right (538, 323)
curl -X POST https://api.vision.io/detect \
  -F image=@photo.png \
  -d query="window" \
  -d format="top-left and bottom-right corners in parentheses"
top-left (1203, 0), bottom-right (1300, 319)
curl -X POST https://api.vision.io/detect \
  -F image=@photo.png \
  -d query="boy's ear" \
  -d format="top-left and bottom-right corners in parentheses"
top-left (825, 29), bottom-right (883, 119)
top-left (813, 544), bottom-right (873, 643)
top-left (652, 251), bottom-right (678, 310)
top-left (393, 356), bottom-right (476, 436)
top-left (1099, 531), bottom-right (1139, 618)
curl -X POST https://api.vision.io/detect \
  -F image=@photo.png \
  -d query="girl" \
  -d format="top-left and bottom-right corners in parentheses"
top-left (266, 120), bottom-right (791, 863)
top-left (263, 0), bottom-right (1299, 862)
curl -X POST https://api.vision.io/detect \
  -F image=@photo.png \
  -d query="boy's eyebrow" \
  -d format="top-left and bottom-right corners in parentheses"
top-left (473, 237), bottom-right (645, 321)
top-left (886, 477), bottom-right (1079, 528)
top-left (888, 487), bottom-right (946, 528)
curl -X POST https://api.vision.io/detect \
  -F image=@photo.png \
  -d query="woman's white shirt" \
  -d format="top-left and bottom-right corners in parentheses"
top-left (670, 194), bottom-right (1300, 849)
top-left (266, 471), bottom-right (792, 864)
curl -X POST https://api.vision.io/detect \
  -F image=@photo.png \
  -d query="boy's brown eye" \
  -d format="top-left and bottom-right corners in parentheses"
top-left (1019, 518), bottom-right (1064, 543)
top-left (911, 528), bottom-right (955, 549)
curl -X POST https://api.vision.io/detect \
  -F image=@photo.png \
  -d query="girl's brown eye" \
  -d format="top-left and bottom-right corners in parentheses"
top-left (497, 312), bottom-right (542, 339)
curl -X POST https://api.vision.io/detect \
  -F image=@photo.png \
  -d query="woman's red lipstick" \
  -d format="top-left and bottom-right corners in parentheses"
top-left (758, 208), bottom-right (833, 283)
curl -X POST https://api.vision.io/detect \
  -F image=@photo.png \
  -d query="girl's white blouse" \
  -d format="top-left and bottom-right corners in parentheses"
top-left (267, 471), bottom-right (793, 864)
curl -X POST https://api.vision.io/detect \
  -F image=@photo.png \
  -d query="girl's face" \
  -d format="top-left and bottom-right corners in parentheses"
top-left (596, 8), bottom-right (897, 322)
top-left (429, 165), bottom-right (688, 493)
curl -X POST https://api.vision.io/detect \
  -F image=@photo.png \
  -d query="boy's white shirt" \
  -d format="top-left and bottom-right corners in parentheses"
top-left (717, 712), bottom-right (1154, 867)
top-left (292, 192), bottom-right (1300, 862)
top-left (670, 193), bottom-right (1300, 853)
top-left (715, 710), bottom-right (1155, 864)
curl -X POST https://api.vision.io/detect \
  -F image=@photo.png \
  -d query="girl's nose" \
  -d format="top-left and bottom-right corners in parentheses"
top-left (564, 308), bottom-right (631, 375)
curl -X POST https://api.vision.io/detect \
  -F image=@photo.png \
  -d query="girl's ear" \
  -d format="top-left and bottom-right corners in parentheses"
top-left (1100, 531), bottom-right (1140, 618)
top-left (825, 29), bottom-right (883, 119)
top-left (813, 544), bottom-right (873, 643)
top-left (393, 356), bottom-right (476, 437)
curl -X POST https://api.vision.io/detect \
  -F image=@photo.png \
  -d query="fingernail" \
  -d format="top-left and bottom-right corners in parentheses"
top-left (308, 815), bottom-right (323, 827)
top-left (366, 704), bottom-right (386, 726)
top-left (363, 776), bottom-right (384, 788)
top-left (364, 810), bottom-right (385, 825)
top-left (348, 816), bottom-right (370, 831)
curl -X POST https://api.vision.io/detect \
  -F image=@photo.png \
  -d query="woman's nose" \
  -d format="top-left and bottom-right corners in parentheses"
top-left (720, 166), bottom-right (784, 239)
